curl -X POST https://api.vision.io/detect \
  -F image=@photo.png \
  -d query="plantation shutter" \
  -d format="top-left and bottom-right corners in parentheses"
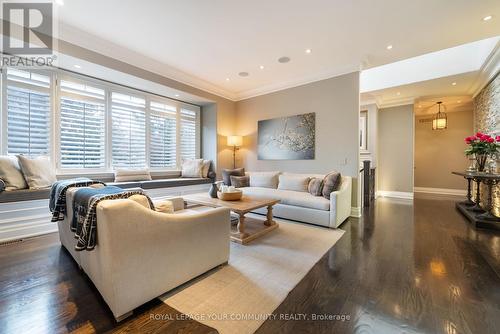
top-left (111, 92), bottom-right (146, 168)
top-left (6, 69), bottom-right (51, 157)
top-left (59, 80), bottom-right (106, 169)
top-left (149, 101), bottom-right (177, 168)
top-left (180, 107), bottom-right (198, 160)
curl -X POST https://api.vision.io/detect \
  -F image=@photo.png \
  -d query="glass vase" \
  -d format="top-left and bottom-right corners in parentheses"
top-left (476, 153), bottom-right (488, 172)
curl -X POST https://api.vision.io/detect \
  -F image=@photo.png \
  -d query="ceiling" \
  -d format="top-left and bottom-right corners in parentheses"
top-left (56, 0), bottom-right (500, 101)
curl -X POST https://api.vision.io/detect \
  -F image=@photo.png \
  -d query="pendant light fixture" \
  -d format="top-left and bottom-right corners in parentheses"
top-left (432, 101), bottom-right (447, 130)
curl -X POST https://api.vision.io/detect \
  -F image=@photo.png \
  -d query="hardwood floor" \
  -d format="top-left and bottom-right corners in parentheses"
top-left (1, 198), bottom-right (500, 333)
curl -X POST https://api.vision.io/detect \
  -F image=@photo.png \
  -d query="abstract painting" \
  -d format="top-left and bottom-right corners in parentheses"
top-left (258, 112), bottom-right (315, 160)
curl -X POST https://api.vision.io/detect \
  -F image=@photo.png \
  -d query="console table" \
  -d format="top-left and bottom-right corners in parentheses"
top-left (452, 171), bottom-right (500, 230)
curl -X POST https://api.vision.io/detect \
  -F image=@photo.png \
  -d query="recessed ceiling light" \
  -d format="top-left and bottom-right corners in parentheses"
top-left (55, 0), bottom-right (64, 5)
top-left (175, 94), bottom-right (179, 97)
top-left (418, 105), bottom-right (422, 108)
top-left (238, 72), bottom-right (249, 77)
top-left (396, 92), bottom-right (401, 96)
top-left (452, 82), bottom-right (457, 86)
top-left (225, 78), bottom-right (230, 81)
top-left (483, 15), bottom-right (493, 21)
top-left (305, 49), bottom-right (312, 54)
top-left (278, 56), bottom-right (291, 63)
top-left (457, 100), bottom-right (461, 103)
top-left (73, 64), bottom-right (81, 69)
top-left (386, 45), bottom-right (393, 50)
top-left (259, 65), bottom-right (264, 70)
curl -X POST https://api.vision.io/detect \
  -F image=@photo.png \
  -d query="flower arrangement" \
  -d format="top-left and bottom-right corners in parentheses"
top-left (464, 132), bottom-right (500, 172)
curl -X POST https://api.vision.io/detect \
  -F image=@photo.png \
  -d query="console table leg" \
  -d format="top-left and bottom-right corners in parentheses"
top-left (469, 179), bottom-right (485, 212)
top-left (477, 181), bottom-right (500, 221)
top-left (462, 177), bottom-right (475, 206)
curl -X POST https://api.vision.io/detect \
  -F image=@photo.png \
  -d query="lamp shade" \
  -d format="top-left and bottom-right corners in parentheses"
top-left (227, 135), bottom-right (243, 147)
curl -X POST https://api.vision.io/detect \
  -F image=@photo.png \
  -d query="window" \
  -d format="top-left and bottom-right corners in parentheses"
top-left (149, 101), bottom-right (177, 168)
top-left (5, 69), bottom-right (51, 156)
top-left (59, 79), bottom-right (106, 169)
top-left (180, 108), bottom-right (198, 160)
top-left (111, 92), bottom-right (146, 168)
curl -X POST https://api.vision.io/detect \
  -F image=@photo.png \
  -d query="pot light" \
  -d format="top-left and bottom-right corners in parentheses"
top-left (259, 65), bottom-right (264, 70)
top-left (386, 45), bottom-right (393, 50)
top-left (278, 56), bottom-right (291, 63)
top-left (457, 100), bottom-right (461, 103)
top-left (396, 92), bottom-right (401, 96)
top-left (452, 82), bottom-right (457, 86)
top-left (175, 94), bottom-right (179, 97)
top-left (483, 15), bottom-right (493, 21)
top-left (305, 49), bottom-right (312, 54)
top-left (225, 78), bottom-right (230, 81)
top-left (73, 64), bottom-right (81, 69)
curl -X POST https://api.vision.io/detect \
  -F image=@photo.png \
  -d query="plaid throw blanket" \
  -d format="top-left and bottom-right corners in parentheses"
top-left (73, 186), bottom-right (154, 251)
top-left (49, 178), bottom-right (106, 222)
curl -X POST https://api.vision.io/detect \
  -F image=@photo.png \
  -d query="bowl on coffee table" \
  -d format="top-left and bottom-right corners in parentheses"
top-left (217, 189), bottom-right (243, 201)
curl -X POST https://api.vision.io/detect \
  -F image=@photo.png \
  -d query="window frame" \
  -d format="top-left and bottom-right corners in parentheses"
top-left (1, 68), bottom-right (202, 175)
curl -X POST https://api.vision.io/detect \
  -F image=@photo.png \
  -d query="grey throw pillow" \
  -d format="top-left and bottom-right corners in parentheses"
top-left (222, 168), bottom-right (245, 186)
top-left (230, 175), bottom-right (249, 188)
top-left (322, 171), bottom-right (342, 200)
top-left (308, 177), bottom-right (324, 196)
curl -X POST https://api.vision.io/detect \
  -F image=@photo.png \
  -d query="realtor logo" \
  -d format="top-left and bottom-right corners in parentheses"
top-left (2, 2), bottom-right (53, 55)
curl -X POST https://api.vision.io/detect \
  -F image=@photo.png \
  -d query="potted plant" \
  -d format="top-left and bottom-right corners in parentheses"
top-left (464, 132), bottom-right (500, 172)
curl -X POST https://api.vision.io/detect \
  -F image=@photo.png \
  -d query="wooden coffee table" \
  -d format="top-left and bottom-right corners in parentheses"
top-left (183, 193), bottom-right (280, 244)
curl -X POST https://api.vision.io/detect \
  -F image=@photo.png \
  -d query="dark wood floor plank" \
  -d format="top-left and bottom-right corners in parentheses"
top-left (1, 198), bottom-right (500, 333)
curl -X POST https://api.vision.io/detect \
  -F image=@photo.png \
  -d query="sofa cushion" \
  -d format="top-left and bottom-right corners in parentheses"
top-left (0, 156), bottom-right (28, 190)
top-left (322, 171), bottom-right (342, 200)
top-left (308, 177), bottom-right (324, 196)
top-left (248, 171), bottom-right (280, 189)
top-left (278, 174), bottom-right (310, 192)
top-left (241, 187), bottom-right (330, 211)
top-left (222, 168), bottom-right (245, 186)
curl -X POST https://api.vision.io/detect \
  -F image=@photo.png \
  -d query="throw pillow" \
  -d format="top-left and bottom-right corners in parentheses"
top-left (181, 159), bottom-right (204, 178)
top-left (322, 171), bottom-right (342, 200)
top-left (248, 171), bottom-right (281, 189)
top-left (0, 156), bottom-right (28, 190)
top-left (230, 175), bottom-right (249, 188)
top-left (17, 155), bottom-right (57, 189)
top-left (129, 194), bottom-right (153, 209)
top-left (277, 174), bottom-right (310, 192)
top-left (308, 177), bottom-right (324, 196)
top-left (114, 168), bottom-right (152, 182)
top-left (201, 160), bottom-right (211, 178)
top-left (154, 199), bottom-right (175, 213)
top-left (222, 167), bottom-right (245, 186)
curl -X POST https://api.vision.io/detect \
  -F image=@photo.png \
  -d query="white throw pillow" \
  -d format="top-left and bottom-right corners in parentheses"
top-left (278, 174), bottom-right (310, 192)
top-left (17, 155), bottom-right (57, 189)
top-left (201, 160), bottom-right (211, 178)
top-left (114, 168), bottom-right (152, 182)
top-left (248, 171), bottom-right (281, 189)
top-left (0, 156), bottom-right (28, 190)
top-left (182, 159), bottom-right (204, 178)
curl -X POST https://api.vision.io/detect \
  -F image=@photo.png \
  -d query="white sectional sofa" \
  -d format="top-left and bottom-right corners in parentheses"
top-left (240, 172), bottom-right (352, 228)
top-left (57, 192), bottom-right (230, 321)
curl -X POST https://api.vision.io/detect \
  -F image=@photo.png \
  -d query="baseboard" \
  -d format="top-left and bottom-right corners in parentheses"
top-left (413, 187), bottom-right (466, 196)
top-left (377, 191), bottom-right (414, 200)
top-left (350, 207), bottom-right (361, 218)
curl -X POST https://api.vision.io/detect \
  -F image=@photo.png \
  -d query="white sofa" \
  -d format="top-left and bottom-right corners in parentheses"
top-left (240, 172), bottom-right (352, 228)
top-left (57, 191), bottom-right (230, 321)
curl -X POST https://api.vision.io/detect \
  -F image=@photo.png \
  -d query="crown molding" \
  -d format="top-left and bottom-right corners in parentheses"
top-left (377, 96), bottom-right (415, 109)
top-left (234, 65), bottom-right (360, 101)
top-left (470, 41), bottom-right (500, 97)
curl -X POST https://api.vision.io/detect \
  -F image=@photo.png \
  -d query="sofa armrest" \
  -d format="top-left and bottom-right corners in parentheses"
top-left (329, 176), bottom-right (352, 228)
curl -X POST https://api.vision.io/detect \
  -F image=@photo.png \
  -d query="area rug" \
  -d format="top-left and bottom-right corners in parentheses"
top-left (160, 216), bottom-right (344, 334)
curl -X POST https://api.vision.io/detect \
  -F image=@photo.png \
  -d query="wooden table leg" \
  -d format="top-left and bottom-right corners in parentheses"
top-left (236, 213), bottom-right (249, 238)
top-left (264, 205), bottom-right (275, 226)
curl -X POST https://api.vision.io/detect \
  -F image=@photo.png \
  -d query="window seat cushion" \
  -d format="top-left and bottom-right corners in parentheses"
top-left (0, 187), bottom-right (51, 203)
top-left (139, 177), bottom-right (212, 189)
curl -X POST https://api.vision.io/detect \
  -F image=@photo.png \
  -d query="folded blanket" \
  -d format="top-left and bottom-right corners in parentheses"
top-left (73, 186), bottom-right (154, 251)
top-left (50, 178), bottom-right (106, 222)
